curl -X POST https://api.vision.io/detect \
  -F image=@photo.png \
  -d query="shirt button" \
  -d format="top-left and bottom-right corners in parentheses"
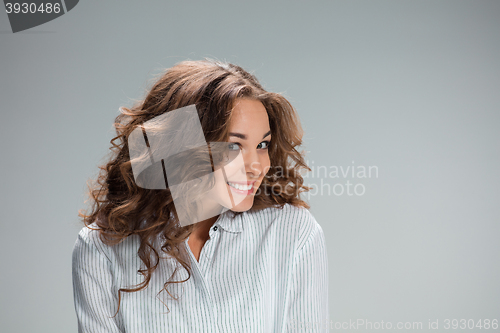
top-left (213, 226), bottom-right (218, 231)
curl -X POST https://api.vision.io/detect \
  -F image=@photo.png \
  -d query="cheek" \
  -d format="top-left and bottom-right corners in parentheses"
top-left (262, 153), bottom-right (271, 175)
top-left (222, 152), bottom-right (247, 180)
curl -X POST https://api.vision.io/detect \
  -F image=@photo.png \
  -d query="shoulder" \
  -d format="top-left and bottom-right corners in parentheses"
top-left (244, 203), bottom-right (323, 252)
top-left (72, 222), bottom-right (140, 262)
top-left (72, 222), bottom-right (112, 262)
top-left (75, 222), bottom-right (101, 245)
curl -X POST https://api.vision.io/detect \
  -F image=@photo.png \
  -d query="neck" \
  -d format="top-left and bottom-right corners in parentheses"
top-left (190, 215), bottom-right (219, 241)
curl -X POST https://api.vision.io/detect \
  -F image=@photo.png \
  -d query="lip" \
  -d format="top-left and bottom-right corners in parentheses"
top-left (226, 181), bottom-right (256, 185)
top-left (226, 181), bottom-right (256, 195)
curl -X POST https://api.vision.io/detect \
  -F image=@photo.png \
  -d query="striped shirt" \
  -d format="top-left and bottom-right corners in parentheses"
top-left (72, 204), bottom-right (329, 332)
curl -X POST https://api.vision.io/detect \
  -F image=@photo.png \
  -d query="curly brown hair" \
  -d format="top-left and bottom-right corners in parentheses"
top-left (78, 59), bottom-right (311, 314)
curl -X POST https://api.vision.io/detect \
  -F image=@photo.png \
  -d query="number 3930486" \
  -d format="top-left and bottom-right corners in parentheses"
top-left (5, 2), bottom-right (61, 14)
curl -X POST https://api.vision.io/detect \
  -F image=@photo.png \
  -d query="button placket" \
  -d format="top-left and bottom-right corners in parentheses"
top-left (199, 225), bottom-right (219, 277)
top-left (183, 239), bottom-right (214, 303)
top-left (206, 225), bottom-right (221, 332)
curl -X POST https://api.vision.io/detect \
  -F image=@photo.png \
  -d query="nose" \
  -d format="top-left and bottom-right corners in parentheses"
top-left (244, 150), bottom-right (263, 179)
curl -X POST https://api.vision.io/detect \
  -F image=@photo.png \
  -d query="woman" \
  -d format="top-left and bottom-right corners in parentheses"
top-left (73, 59), bottom-right (329, 332)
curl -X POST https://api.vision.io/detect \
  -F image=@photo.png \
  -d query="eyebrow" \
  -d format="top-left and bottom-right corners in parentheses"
top-left (229, 130), bottom-right (271, 140)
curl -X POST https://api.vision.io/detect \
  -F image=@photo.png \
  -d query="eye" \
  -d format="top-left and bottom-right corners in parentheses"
top-left (227, 142), bottom-right (241, 151)
top-left (258, 140), bottom-right (270, 149)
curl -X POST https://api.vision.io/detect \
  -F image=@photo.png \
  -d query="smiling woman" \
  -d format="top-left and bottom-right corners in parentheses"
top-left (72, 59), bottom-right (329, 332)
top-left (221, 98), bottom-right (272, 210)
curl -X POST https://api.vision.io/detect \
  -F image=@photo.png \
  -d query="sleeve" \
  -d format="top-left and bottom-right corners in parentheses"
top-left (285, 221), bottom-right (330, 332)
top-left (72, 229), bottom-right (125, 333)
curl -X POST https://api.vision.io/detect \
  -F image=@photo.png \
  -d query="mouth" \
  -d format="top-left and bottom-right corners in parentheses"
top-left (226, 181), bottom-right (256, 195)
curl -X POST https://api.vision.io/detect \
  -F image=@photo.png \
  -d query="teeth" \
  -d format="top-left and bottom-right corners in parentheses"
top-left (228, 182), bottom-right (252, 191)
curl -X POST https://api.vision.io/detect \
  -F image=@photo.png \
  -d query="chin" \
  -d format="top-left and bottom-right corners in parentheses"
top-left (229, 197), bottom-right (255, 212)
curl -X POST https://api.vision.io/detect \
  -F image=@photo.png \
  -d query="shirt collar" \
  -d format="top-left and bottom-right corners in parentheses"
top-left (215, 209), bottom-right (243, 233)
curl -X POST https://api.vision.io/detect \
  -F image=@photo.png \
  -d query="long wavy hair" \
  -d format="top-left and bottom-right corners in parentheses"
top-left (78, 59), bottom-right (311, 314)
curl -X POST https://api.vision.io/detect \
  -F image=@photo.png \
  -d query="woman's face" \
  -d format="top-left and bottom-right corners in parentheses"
top-left (211, 98), bottom-right (271, 212)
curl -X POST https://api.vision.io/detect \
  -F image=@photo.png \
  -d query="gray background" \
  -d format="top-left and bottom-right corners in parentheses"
top-left (1, 1), bottom-right (499, 332)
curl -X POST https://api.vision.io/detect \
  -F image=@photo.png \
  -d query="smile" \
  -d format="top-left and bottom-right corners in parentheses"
top-left (227, 182), bottom-right (253, 191)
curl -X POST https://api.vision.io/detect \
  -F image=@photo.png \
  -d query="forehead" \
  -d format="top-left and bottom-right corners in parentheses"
top-left (229, 98), bottom-right (270, 131)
